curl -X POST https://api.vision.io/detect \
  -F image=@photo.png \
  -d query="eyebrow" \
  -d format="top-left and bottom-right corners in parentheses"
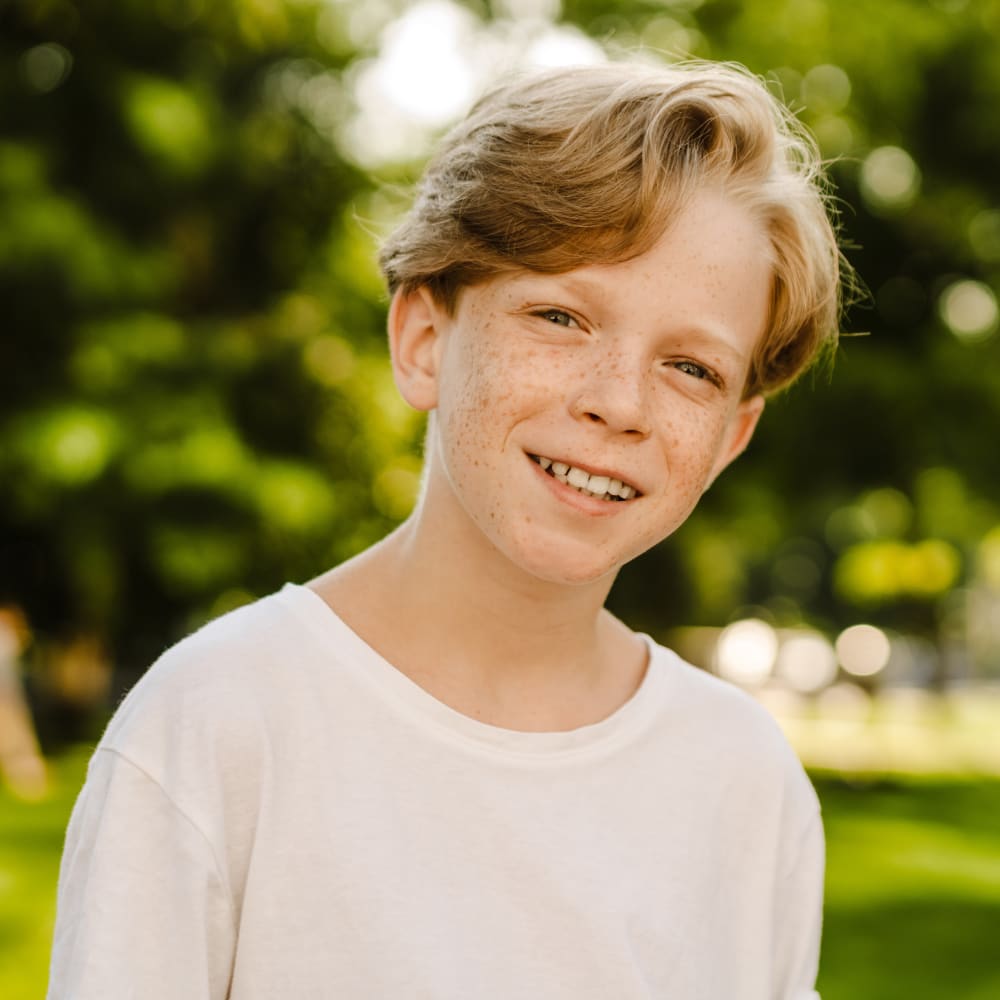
top-left (524, 271), bottom-right (604, 299)
top-left (671, 326), bottom-right (752, 362)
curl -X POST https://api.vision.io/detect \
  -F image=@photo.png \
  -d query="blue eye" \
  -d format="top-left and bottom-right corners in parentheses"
top-left (675, 360), bottom-right (710, 379)
top-left (673, 360), bottom-right (723, 387)
top-left (535, 308), bottom-right (575, 327)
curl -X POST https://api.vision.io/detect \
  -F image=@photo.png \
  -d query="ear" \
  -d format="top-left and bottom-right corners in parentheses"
top-left (388, 286), bottom-right (447, 412)
top-left (707, 394), bottom-right (765, 485)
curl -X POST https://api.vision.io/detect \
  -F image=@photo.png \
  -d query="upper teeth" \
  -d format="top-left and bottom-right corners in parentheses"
top-left (534, 456), bottom-right (636, 500)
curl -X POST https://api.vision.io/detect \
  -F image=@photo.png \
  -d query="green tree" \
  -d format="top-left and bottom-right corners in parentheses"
top-left (3, 0), bottom-right (999, 729)
top-left (0, 0), bottom-right (419, 701)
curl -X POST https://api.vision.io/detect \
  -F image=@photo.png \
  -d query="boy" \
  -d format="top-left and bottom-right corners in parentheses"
top-left (49, 60), bottom-right (842, 998)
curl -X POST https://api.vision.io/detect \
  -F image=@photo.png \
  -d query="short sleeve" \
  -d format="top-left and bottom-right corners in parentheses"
top-left (47, 748), bottom-right (236, 1000)
top-left (773, 811), bottom-right (825, 999)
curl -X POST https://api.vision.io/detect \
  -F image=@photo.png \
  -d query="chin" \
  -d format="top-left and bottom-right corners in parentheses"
top-left (501, 532), bottom-right (630, 588)
top-left (531, 561), bottom-right (617, 587)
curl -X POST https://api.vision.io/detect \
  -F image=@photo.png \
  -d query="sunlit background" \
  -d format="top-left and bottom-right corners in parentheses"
top-left (2, 0), bottom-right (999, 997)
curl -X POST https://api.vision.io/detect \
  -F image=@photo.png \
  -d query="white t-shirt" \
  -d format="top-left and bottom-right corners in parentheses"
top-left (48, 583), bottom-right (823, 999)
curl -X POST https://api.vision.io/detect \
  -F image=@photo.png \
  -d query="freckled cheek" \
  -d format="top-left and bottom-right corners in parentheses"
top-left (658, 412), bottom-right (732, 486)
top-left (439, 327), bottom-right (574, 484)
top-left (508, 351), bottom-right (584, 421)
top-left (464, 359), bottom-right (546, 428)
top-left (436, 378), bottom-right (512, 488)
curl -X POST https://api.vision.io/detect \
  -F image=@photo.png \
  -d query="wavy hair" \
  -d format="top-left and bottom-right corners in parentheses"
top-left (379, 60), bottom-right (846, 396)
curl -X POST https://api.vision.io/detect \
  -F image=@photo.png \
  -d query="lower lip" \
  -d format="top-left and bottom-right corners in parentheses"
top-left (527, 455), bottom-right (631, 517)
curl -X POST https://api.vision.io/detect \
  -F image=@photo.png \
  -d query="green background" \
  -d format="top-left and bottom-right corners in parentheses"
top-left (2, 0), bottom-right (999, 995)
top-left (3, 0), bottom-right (999, 683)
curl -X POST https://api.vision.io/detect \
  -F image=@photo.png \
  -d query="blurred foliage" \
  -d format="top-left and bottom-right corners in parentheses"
top-left (1, 0), bottom-right (999, 723)
top-left (0, 0), bottom-right (422, 698)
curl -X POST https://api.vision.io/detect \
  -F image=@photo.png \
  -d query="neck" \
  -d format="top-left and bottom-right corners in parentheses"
top-left (351, 507), bottom-right (618, 666)
top-left (309, 496), bottom-right (644, 731)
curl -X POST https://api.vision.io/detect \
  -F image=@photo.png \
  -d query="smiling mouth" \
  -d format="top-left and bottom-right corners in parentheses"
top-left (529, 454), bottom-right (640, 502)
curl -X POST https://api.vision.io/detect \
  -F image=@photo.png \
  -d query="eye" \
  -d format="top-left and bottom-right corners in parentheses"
top-left (671, 359), bottom-right (722, 387)
top-left (532, 308), bottom-right (577, 328)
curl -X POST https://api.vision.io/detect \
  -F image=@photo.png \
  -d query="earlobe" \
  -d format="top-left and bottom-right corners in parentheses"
top-left (708, 394), bottom-right (765, 485)
top-left (388, 286), bottom-right (446, 412)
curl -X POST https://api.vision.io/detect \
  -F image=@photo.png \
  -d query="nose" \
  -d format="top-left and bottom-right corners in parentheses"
top-left (567, 355), bottom-right (651, 437)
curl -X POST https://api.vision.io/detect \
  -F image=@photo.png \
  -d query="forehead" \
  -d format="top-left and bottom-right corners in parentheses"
top-left (468, 190), bottom-right (773, 346)
top-left (463, 186), bottom-right (769, 287)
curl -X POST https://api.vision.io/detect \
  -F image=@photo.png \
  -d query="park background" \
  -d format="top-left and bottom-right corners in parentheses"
top-left (1, 0), bottom-right (999, 995)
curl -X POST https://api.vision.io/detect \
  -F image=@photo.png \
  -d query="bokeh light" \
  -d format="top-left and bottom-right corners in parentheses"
top-left (714, 618), bottom-right (778, 686)
top-left (938, 279), bottom-right (999, 343)
top-left (19, 43), bottom-right (73, 94)
top-left (816, 680), bottom-right (871, 718)
top-left (776, 631), bottom-right (839, 693)
top-left (368, 0), bottom-right (477, 126)
top-left (30, 408), bottom-right (120, 486)
top-left (342, 0), bottom-right (608, 166)
top-left (492, 0), bottom-right (562, 19)
top-left (836, 624), bottom-right (892, 677)
top-left (801, 63), bottom-right (851, 113)
top-left (834, 538), bottom-right (962, 604)
top-left (525, 24), bottom-right (606, 66)
top-left (860, 145), bottom-right (921, 212)
top-left (125, 76), bottom-right (214, 174)
top-left (303, 335), bottom-right (356, 386)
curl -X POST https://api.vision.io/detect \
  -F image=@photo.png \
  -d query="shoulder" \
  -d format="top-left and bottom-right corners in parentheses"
top-left (645, 637), bottom-right (820, 819)
top-left (145, 585), bottom-right (296, 686)
top-left (98, 588), bottom-right (306, 775)
top-left (647, 637), bottom-right (783, 740)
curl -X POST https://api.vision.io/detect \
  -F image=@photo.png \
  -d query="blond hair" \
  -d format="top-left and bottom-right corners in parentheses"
top-left (379, 60), bottom-right (844, 396)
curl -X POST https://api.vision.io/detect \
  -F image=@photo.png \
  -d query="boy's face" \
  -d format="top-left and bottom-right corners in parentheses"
top-left (391, 188), bottom-right (771, 587)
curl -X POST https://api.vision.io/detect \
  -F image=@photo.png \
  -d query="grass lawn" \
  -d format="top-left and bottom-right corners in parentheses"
top-left (2, 753), bottom-right (999, 998)
top-left (816, 775), bottom-right (1000, 999)
top-left (0, 748), bottom-right (90, 1000)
